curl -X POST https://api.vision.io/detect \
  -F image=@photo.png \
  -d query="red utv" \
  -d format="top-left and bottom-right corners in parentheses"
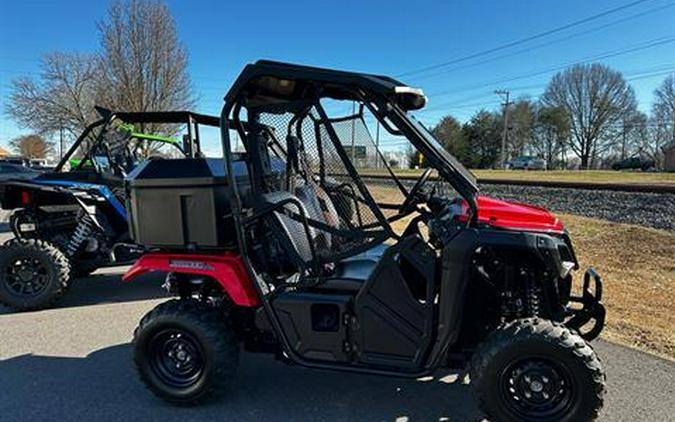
top-left (123, 61), bottom-right (606, 422)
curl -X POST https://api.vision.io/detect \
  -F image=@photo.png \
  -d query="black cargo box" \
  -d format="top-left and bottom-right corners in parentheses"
top-left (126, 158), bottom-right (251, 249)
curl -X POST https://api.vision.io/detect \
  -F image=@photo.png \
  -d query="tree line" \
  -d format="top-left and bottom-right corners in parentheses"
top-left (429, 64), bottom-right (675, 170)
top-left (4, 1), bottom-right (675, 170)
top-left (4, 0), bottom-right (193, 158)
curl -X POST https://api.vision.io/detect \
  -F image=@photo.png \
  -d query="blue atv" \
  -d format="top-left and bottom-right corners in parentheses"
top-left (0, 107), bottom-right (219, 310)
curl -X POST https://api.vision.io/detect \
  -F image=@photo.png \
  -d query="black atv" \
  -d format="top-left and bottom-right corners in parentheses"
top-left (0, 108), bottom-right (220, 310)
top-left (124, 61), bottom-right (607, 422)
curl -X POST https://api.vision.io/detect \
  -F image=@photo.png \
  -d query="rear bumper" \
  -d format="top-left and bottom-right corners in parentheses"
top-left (564, 268), bottom-right (606, 341)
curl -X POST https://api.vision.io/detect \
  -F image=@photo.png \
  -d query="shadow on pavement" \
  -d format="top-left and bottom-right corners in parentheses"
top-left (0, 270), bottom-right (170, 315)
top-left (0, 344), bottom-right (486, 422)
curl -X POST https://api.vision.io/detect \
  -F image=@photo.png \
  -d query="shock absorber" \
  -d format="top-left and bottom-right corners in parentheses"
top-left (65, 213), bottom-right (95, 257)
top-left (526, 276), bottom-right (542, 317)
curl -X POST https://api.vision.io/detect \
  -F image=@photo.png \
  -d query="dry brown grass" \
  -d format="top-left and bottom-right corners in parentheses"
top-left (368, 184), bottom-right (675, 358)
top-left (561, 214), bottom-right (675, 359)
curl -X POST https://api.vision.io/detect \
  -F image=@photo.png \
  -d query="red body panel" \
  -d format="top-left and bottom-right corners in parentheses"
top-left (462, 195), bottom-right (564, 232)
top-left (123, 251), bottom-right (261, 307)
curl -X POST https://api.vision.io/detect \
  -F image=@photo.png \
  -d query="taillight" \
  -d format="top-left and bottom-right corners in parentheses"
top-left (20, 191), bottom-right (31, 205)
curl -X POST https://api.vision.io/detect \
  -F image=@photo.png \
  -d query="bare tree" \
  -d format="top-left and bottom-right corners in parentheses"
top-left (97, 0), bottom-right (194, 119)
top-left (542, 63), bottom-right (637, 169)
top-left (5, 53), bottom-right (101, 138)
top-left (10, 134), bottom-right (54, 159)
top-left (5, 0), bottom-right (194, 157)
top-left (617, 111), bottom-right (648, 159)
top-left (652, 74), bottom-right (675, 145)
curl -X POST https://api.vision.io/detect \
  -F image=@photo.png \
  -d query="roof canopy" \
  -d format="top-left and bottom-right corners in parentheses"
top-left (224, 60), bottom-right (427, 111)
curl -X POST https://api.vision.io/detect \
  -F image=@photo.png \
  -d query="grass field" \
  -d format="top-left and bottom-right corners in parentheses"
top-left (362, 168), bottom-right (675, 186)
top-left (370, 185), bottom-right (675, 359)
top-left (474, 169), bottom-right (675, 185)
top-left (563, 214), bottom-right (675, 359)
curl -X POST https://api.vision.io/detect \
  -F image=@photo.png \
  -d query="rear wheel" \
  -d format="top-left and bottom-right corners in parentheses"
top-left (133, 299), bottom-right (239, 405)
top-left (471, 318), bottom-right (605, 422)
top-left (0, 238), bottom-right (71, 311)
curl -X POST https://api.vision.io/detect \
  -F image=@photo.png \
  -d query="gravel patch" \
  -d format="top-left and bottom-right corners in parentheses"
top-left (481, 184), bottom-right (675, 232)
top-left (1, 186), bottom-right (672, 232)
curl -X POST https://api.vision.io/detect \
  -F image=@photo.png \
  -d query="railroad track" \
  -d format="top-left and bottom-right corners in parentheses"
top-left (357, 173), bottom-right (675, 194)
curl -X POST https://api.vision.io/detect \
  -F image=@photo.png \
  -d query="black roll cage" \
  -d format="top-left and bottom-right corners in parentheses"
top-left (219, 61), bottom-right (479, 254)
top-left (55, 107), bottom-right (231, 173)
top-left (215, 60), bottom-right (484, 376)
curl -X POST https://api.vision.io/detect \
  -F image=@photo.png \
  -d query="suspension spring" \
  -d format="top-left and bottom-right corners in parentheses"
top-left (65, 214), bottom-right (95, 257)
top-left (526, 280), bottom-right (542, 317)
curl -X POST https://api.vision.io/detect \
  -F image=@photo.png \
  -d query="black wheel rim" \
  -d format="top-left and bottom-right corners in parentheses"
top-left (3, 256), bottom-right (50, 297)
top-left (499, 357), bottom-right (575, 420)
top-left (148, 329), bottom-right (204, 389)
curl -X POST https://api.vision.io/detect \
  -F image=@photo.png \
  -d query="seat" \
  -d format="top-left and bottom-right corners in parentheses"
top-left (262, 192), bottom-right (388, 292)
top-left (319, 243), bottom-right (390, 292)
top-left (266, 135), bottom-right (388, 291)
top-left (262, 191), bottom-right (317, 266)
top-left (295, 182), bottom-right (332, 249)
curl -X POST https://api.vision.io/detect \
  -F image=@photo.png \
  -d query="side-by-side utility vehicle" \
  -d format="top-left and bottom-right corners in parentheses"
top-left (0, 108), bottom-right (221, 310)
top-left (124, 61), bottom-right (606, 422)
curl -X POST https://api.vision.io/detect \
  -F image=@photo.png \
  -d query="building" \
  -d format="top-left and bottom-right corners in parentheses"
top-left (663, 142), bottom-right (675, 172)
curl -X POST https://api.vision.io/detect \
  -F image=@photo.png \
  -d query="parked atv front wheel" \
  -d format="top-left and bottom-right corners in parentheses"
top-left (471, 318), bottom-right (605, 422)
top-left (133, 299), bottom-right (239, 405)
top-left (0, 238), bottom-right (71, 311)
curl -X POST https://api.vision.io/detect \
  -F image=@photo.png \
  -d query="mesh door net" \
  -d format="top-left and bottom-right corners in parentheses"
top-left (254, 104), bottom-right (393, 263)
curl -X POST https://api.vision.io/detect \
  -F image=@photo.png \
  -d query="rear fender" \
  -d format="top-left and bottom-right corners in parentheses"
top-left (123, 252), bottom-right (260, 307)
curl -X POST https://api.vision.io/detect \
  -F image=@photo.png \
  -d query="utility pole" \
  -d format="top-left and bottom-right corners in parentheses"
top-left (495, 90), bottom-right (512, 169)
top-left (350, 101), bottom-right (356, 163)
top-left (621, 119), bottom-right (627, 160)
top-left (59, 124), bottom-right (64, 160)
top-left (375, 120), bottom-right (380, 169)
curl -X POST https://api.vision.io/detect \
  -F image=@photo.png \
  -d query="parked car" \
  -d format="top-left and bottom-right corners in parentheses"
top-left (506, 155), bottom-right (545, 170)
top-left (0, 163), bottom-right (41, 181)
top-left (1, 156), bottom-right (29, 166)
top-left (611, 156), bottom-right (655, 171)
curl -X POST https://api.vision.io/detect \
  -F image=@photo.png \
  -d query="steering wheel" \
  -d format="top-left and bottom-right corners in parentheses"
top-left (400, 168), bottom-right (433, 215)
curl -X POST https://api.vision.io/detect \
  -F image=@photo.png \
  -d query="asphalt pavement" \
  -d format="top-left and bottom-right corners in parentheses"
top-left (0, 265), bottom-right (674, 422)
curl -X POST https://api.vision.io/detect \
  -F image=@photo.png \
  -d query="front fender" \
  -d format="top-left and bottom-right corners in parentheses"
top-left (123, 252), bottom-right (261, 307)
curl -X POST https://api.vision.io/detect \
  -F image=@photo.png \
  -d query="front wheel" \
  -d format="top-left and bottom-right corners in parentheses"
top-left (471, 318), bottom-right (605, 422)
top-left (133, 299), bottom-right (239, 405)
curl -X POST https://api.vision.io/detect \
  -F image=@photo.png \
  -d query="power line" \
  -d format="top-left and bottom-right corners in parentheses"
top-left (396, 0), bottom-right (657, 78)
top-left (415, 67), bottom-right (675, 124)
top-left (422, 63), bottom-right (675, 112)
top-left (406, 1), bottom-right (675, 83)
top-left (425, 36), bottom-right (675, 99)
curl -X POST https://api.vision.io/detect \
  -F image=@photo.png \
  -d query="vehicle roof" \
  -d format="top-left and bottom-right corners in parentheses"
top-left (223, 60), bottom-right (426, 110)
top-left (97, 108), bottom-right (220, 127)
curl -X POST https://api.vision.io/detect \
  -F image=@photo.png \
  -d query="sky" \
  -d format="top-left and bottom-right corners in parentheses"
top-left (1, 0), bottom-right (674, 153)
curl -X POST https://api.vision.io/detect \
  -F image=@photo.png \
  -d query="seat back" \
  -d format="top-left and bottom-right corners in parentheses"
top-left (262, 191), bottom-right (317, 267)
